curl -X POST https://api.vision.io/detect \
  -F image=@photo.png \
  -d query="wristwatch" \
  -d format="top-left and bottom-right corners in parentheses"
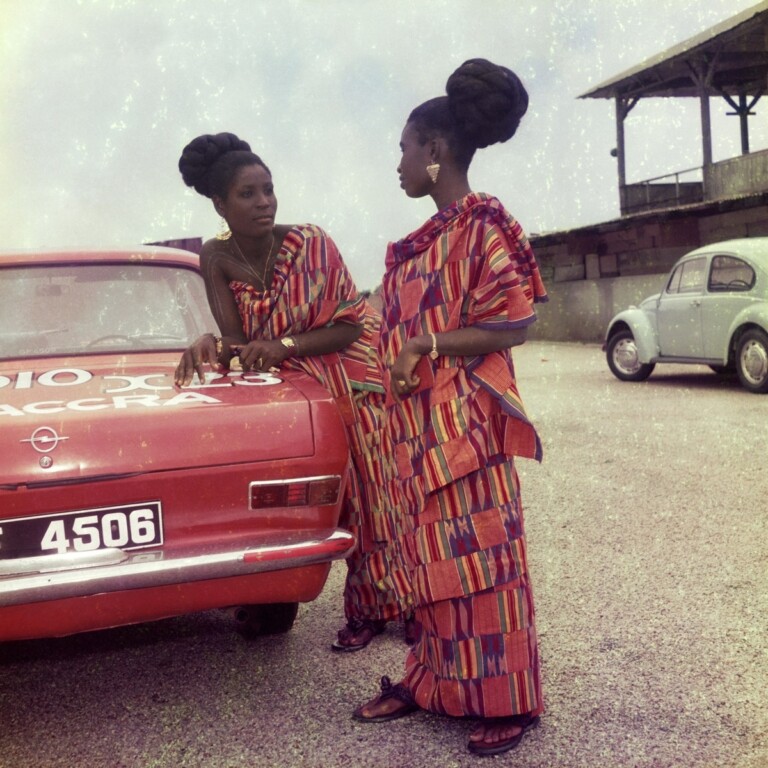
top-left (428, 333), bottom-right (439, 360)
top-left (280, 336), bottom-right (297, 353)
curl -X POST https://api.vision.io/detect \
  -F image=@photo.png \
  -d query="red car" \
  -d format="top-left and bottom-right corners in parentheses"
top-left (0, 248), bottom-right (354, 642)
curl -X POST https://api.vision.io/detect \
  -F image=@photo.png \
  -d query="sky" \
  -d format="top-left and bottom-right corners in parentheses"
top-left (1, 0), bottom-right (765, 290)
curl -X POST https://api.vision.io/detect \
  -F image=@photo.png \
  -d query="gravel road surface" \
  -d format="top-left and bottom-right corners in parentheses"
top-left (1, 342), bottom-right (765, 768)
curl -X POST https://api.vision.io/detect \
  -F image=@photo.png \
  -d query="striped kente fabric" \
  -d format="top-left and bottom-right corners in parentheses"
top-left (400, 459), bottom-right (542, 718)
top-left (380, 193), bottom-right (547, 507)
top-left (379, 194), bottom-right (545, 717)
top-left (233, 224), bottom-right (383, 394)
top-left (231, 224), bottom-right (408, 621)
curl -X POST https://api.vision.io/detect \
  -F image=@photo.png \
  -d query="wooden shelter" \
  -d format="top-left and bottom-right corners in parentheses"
top-left (529, 2), bottom-right (768, 342)
top-left (580, 1), bottom-right (768, 215)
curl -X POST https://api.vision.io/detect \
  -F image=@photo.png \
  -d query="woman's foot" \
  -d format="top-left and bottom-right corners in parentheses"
top-left (467, 714), bottom-right (540, 756)
top-left (352, 676), bottom-right (419, 722)
top-left (331, 617), bottom-right (386, 652)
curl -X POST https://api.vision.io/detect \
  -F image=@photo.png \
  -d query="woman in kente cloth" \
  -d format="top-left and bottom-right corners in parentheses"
top-left (174, 133), bottom-right (412, 651)
top-left (353, 60), bottom-right (548, 757)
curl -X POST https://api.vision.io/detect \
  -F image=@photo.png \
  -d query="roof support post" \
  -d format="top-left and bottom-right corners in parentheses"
top-left (687, 53), bottom-right (720, 196)
top-left (699, 87), bottom-right (713, 169)
top-left (615, 96), bottom-right (638, 215)
top-left (721, 90), bottom-right (763, 154)
top-left (687, 59), bottom-right (715, 167)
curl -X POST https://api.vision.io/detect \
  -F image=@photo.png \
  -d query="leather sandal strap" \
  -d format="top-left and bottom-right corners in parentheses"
top-left (378, 676), bottom-right (415, 707)
top-left (337, 618), bottom-right (385, 644)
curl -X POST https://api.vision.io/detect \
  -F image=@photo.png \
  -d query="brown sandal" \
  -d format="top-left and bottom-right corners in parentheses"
top-left (467, 713), bottom-right (540, 756)
top-left (331, 617), bottom-right (386, 652)
top-left (352, 676), bottom-right (419, 722)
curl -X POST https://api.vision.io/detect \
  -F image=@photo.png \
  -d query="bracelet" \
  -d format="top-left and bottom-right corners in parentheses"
top-left (428, 332), bottom-right (439, 360)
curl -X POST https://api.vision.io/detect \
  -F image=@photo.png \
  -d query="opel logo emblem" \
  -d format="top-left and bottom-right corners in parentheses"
top-left (21, 426), bottom-right (69, 454)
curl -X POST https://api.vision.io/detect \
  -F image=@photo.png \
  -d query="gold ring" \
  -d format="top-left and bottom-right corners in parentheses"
top-left (397, 379), bottom-right (407, 387)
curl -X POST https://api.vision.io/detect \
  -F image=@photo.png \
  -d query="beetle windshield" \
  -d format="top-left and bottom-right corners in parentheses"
top-left (0, 262), bottom-right (216, 359)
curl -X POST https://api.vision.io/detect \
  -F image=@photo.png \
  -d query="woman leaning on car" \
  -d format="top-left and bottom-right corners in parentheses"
top-left (174, 132), bottom-right (413, 651)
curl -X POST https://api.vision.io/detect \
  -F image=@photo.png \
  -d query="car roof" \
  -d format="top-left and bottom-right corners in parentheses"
top-left (684, 238), bottom-right (768, 262)
top-left (0, 246), bottom-right (201, 269)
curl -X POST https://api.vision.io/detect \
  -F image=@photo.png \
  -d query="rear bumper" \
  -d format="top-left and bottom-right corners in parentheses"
top-left (0, 528), bottom-right (355, 607)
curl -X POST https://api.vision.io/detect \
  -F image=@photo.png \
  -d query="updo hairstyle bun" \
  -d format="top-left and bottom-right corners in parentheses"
top-left (446, 58), bottom-right (528, 148)
top-left (408, 59), bottom-right (528, 169)
top-left (178, 132), bottom-right (268, 199)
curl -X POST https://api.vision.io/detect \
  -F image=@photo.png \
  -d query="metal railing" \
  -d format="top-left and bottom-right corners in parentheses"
top-left (622, 166), bottom-right (703, 214)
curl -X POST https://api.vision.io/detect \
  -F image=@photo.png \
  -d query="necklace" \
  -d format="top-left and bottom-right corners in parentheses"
top-left (231, 231), bottom-right (276, 289)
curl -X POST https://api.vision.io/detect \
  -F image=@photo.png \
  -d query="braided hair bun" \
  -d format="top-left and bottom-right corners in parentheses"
top-left (178, 132), bottom-right (254, 198)
top-left (446, 59), bottom-right (528, 148)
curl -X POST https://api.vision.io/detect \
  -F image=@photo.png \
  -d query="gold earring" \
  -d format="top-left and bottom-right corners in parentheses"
top-left (215, 217), bottom-right (232, 240)
top-left (426, 162), bottom-right (440, 184)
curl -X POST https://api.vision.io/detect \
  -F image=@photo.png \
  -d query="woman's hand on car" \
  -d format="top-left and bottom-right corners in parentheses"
top-left (236, 339), bottom-right (291, 372)
top-left (174, 334), bottom-right (222, 386)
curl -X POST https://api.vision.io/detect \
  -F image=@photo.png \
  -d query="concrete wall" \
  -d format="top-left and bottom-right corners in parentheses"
top-left (529, 273), bottom-right (667, 342)
top-left (528, 193), bottom-right (768, 342)
top-left (623, 181), bottom-right (703, 216)
top-left (706, 148), bottom-right (768, 199)
top-left (699, 203), bottom-right (768, 241)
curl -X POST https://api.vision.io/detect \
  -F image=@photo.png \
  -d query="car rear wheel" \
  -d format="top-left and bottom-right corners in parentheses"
top-left (606, 330), bottom-right (655, 382)
top-left (232, 602), bottom-right (300, 637)
top-left (736, 329), bottom-right (768, 393)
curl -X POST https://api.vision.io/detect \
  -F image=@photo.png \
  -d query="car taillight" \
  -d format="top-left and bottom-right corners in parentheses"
top-left (249, 475), bottom-right (342, 510)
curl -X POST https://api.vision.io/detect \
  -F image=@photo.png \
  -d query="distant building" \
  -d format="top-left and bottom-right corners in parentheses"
top-left (145, 237), bottom-right (203, 254)
top-left (530, 1), bottom-right (768, 342)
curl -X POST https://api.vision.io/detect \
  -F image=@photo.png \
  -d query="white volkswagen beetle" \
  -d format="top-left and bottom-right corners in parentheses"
top-left (604, 238), bottom-right (768, 393)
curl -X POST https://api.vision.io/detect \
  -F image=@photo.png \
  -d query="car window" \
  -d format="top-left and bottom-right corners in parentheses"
top-left (0, 263), bottom-right (216, 359)
top-left (707, 255), bottom-right (755, 292)
top-left (666, 257), bottom-right (706, 294)
top-left (666, 265), bottom-right (683, 293)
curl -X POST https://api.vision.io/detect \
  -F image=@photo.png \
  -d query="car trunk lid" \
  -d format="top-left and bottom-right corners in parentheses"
top-left (1, 354), bottom-right (319, 487)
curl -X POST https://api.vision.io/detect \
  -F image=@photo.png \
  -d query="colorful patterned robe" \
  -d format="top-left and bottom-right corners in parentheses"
top-left (379, 193), bottom-right (547, 718)
top-left (230, 223), bottom-right (407, 619)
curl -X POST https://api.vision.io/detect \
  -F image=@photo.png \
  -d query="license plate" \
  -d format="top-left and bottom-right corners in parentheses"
top-left (0, 502), bottom-right (163, 559)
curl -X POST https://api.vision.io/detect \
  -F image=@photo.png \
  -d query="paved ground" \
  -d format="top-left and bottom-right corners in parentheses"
top-left (0, 342), bottom-right (766, 768)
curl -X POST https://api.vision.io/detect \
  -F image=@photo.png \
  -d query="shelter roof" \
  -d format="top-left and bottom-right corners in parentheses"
top-left (580, 1), bottom-right (768, 99)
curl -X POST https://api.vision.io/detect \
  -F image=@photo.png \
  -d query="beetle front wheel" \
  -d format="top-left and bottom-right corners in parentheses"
top-left (606, 330), bottom-right (655, 382)
top-left (736, 329), bottom-right (768, 393)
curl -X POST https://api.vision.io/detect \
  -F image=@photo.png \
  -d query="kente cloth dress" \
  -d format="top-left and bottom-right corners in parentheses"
top-left (229, 223), bottom-right (410, 621)
top-left (379, 193), bottom-right (548, 718)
